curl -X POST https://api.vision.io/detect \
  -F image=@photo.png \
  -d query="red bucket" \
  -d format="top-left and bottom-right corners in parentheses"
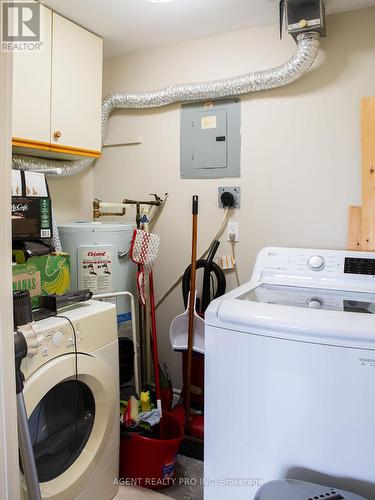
top-left (119, 412), bottom-right (183, 489)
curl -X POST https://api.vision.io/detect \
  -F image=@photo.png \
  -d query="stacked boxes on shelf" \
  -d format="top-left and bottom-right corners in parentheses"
top-left (11, 170), bottom-right (70, 308)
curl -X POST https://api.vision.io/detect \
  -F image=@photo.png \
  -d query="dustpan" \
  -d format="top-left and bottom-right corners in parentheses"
top-left (169, 292), bottom-right (205, 354)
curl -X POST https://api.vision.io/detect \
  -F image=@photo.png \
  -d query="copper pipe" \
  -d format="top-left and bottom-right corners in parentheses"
top-left (93, 198), bottom-right (126, 221)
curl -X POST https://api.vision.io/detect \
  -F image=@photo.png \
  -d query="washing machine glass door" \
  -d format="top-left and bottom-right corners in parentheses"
top-left (26, 379), bottom-right (95, 482)
top-left (23, 349), bottom-right (117, 499)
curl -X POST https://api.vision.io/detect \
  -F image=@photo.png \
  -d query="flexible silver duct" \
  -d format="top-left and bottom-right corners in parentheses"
top-left (12, 32), bottom-right (320, 177)
top-left (49, 208), bottom-right (62, 252)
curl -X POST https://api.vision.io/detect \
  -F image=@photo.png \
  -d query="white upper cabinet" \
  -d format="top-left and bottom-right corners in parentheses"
top-left (12, 4), bottom-right (103, 159)
top-left (51, 13), bottom-right (103, 155)
top-left (12, 4), bottom-right (52, 148)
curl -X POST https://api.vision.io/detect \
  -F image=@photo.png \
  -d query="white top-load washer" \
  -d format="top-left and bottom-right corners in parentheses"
top-left (204, 247), bottom-right (375, 500)
top-left (20, 300), bottom-right (119, 500)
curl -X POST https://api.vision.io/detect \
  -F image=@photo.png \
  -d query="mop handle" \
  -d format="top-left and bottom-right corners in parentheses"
top-left (185, 195), bottom-right (198, 429)
top-left (149, 272), bottom-right (162, 412)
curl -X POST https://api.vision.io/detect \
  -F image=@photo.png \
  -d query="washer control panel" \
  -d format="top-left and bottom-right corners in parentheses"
top-left (44, 324), bottom-right (79, 346)
top-left (21, 300), bottom-right (117, 381)
top-left (37, 322), bottom-right (80, 360)
top-left (251, 247), bottom-right (375, 283)
top-left (22, 320), bottom-right (81, 379)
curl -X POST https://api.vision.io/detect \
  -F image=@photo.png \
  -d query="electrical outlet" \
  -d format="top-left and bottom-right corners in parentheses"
top-left (227, 221), bottom-right (239, 242)
top-left (218, 186), bottom-right (240, 209)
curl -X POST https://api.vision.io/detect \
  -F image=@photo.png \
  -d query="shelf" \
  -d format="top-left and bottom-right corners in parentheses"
top-left (102, 137), bottom-right (143, 148)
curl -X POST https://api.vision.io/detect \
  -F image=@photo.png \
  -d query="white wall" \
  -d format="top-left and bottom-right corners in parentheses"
top-left (48, 168), bottom-right (94, 222)
top-left (0, 51), bottom-right (20, 500)
top-left (56, 7), bottom-right (375, 388)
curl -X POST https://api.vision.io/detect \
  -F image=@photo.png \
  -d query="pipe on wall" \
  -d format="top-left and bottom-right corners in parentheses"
top-left (12, 32), bottom-right (320, 177)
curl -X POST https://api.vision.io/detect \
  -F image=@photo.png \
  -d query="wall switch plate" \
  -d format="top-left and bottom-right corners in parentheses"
top-left (218, 186), bottom-right (240, 208)
top-left (227, 221), bottom-right (239, 242)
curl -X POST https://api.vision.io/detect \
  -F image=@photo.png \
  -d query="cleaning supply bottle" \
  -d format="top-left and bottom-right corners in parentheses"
top-left (140, 391), bottom-right (151, 412)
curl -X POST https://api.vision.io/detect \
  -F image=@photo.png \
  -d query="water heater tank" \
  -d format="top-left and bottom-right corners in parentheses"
top-left (58, 222), bottom-right (136, 331)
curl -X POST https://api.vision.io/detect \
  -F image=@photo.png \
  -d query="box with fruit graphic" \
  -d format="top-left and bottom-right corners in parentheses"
top-left (12, 253), bottom-right (70, 309)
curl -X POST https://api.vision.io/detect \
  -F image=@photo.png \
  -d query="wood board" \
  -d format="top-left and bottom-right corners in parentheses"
top-left (347, 97), bottom-right (375, 251)
top-left (348, 205), bottom-right (362, 251)
top-left (360, 97), bottom-right (375, 251)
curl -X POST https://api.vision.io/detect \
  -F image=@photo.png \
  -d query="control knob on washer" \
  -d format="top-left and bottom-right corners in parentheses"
top-left (51, 331), bottom-right (64, 347)
top-left (307, 298), bottom-right (324, 309)
top-left (308, 255), bottom-right (325, 271)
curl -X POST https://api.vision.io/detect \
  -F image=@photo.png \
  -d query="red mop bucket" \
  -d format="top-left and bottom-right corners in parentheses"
top-left (119, 412), bottom-right (182, 489)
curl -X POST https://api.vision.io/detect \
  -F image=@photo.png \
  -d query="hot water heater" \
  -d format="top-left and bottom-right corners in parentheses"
top-left (58, 222), bottom-right (136, 331)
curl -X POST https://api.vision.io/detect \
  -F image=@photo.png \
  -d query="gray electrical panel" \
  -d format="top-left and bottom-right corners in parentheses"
top-left (180, 99), bottom-right (241, 179)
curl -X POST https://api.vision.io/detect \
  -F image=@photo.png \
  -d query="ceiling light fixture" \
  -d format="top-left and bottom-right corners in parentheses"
top-left (146, 0), bottom-right (175, 3)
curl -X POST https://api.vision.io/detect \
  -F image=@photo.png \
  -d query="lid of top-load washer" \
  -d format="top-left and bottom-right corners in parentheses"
top-left (205, 281), bottom-right (375, 349)
top-left (58, 222), bottom-right (135, 232)
top-left (238, 283), bottom-right (375, 314)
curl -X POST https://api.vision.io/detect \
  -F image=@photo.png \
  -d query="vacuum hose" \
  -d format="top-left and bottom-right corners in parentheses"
top-left (182, 261), bottom-right (226, 313)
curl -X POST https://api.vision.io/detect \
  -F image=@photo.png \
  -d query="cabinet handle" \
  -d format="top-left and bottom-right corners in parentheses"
top-left (53, 131), bottom-right (62, 140)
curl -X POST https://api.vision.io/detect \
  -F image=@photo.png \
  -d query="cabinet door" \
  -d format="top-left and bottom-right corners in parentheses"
top-left (51, 13), bottom-right (103, 156)
top-left (12, 4), bottom-right (52, 148)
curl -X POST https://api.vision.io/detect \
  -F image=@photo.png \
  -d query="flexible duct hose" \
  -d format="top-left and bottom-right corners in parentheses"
top-left (12, 32), bottom-right (320, 177)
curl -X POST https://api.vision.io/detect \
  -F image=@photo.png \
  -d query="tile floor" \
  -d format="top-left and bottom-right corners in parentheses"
top-left (114, 486), bottom-right (169, 499)
top-left (163, 455), bottom-right (203, 500)
top-left (114, 455), bottom-right (203, 500)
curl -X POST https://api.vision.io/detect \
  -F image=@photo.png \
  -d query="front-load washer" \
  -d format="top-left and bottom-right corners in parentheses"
top-left (204, 247), bottom-right (375, 500)
top-left (20, 300), bottom-right (119, 500)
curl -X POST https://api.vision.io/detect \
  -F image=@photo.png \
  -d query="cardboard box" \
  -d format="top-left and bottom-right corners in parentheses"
top-left (12, 253), bottom-right (70, 309)
top-left (12, 170), bottom-right (53, 241)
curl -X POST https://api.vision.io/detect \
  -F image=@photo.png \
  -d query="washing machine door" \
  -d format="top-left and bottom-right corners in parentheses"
top-left (21, 348), bottom-right (118, 499)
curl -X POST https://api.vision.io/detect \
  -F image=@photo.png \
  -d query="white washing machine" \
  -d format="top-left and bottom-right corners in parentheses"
top-left (20, 300), bottom-right (119, 500)
top-left (205, 247), bottom-right (375, 500)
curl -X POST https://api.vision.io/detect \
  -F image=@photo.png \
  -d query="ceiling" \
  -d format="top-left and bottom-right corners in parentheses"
top-left (43, 0), bottom-right (375, 58)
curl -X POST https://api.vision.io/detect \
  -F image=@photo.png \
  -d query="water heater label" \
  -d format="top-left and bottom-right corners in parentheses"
top-left (78, 246), bottom-right (114, 293)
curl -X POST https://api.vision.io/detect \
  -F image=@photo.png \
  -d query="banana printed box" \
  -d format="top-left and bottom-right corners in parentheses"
top-left (12, 253), bottom-right (70, 309)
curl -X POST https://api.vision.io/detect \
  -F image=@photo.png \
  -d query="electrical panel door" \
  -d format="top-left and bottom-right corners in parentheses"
top-left (181, 100), bottom-right (240, 179)
top-left (193, 109), bottom-right (227, 170)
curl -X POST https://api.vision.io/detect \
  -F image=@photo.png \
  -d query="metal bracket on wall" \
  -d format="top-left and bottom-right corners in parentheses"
top-left (102, 137), bottom-right (143, 148)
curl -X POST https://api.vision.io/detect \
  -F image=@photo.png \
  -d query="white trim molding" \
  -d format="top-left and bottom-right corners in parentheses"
top-left (0, 50), bottom-right (20, 500)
